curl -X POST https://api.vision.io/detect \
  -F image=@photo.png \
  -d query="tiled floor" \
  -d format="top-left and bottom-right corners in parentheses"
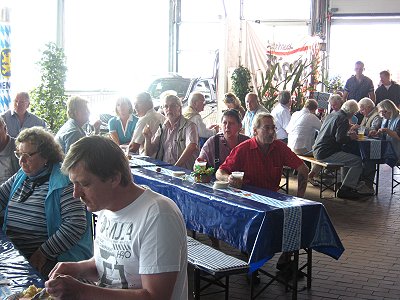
top-left (187, 164), bottom-right (400, 299)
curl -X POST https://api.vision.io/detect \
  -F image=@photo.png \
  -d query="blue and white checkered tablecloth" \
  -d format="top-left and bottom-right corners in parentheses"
top-left (143, 165), bottom-right (302, 252)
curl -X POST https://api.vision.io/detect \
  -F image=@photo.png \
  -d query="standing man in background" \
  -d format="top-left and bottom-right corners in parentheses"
top-left (271, 90), bottom-right (292, 144)
top-left (343, 61), bottom-right (375, 124)
top-left (1, 92), bottom-right (46, 138)
top-left (375, 70), bottom-right (400, 106)
top-left (242, 92), bottom-right (269, 137)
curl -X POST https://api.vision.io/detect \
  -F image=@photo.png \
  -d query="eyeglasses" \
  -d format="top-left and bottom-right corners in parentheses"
top-left (379, 110), bottom-right (389, 115)
top-left (14, 150), bottom-right (39, 159)
top-left (259, 125), bottom-right (276, 131)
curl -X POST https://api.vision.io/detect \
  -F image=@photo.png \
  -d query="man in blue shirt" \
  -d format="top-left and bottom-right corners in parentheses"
top-left (1, 92), bottom-right (46, 138)
top-left (242, 92), bottom-right (269, 137)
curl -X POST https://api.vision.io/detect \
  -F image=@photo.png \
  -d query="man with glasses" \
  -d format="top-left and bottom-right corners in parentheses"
top-left (0, 116), bottom-right (19, 185)
top-left (216, 112), bottom-right (308, 197)
top-left (143, 94), bottom-right (199, 169)
top-left (1, 92), bottom-right (46, 138)
top-left (216, 112), bottom-right (308, 276)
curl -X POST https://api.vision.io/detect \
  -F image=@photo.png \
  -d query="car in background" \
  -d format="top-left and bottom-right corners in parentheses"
top-left (147, 74), bottom-right (217, 110)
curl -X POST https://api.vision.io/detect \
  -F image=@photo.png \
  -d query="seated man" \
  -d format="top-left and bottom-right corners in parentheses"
top-left (128, 92), bottom-right (165, 156)
top-left (313, 100), bottom-right (364, 198)
top-left (55, 96), bottom-right (98, 154)
top-left (0, 116), bottom-right (19, 185)
top-left (328, 94), bottom-right (344, 113)
top-left (271, 90), bottom-right (292, 143)
top-left (143, 94), bottom-right (199, 169)
top-left (357, 97), bottom-right (382, 135)
top-left (45, 136), bottom-right (188, 299)
top-left (216, 112), bottom-right (308, 197)
top-left (1, 92), bottom-right (46, 138)
top-left (216, 112), bottom-right (308, 273)
top-left (287, 99), bottom-right (321, 155)
top-left (286, 99), bottom-right (322, 185)
top-left (242, 92), bottom-right (269, 137)
top-left (198, 109), bottom-right (249, 169)
top-left (183, 92), bottom-right (219, 145)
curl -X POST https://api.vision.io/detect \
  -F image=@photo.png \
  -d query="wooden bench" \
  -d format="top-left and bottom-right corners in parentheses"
top-left (297, 155), bottom-right (344, 198)
top-left (187, 236), bottom-right (251, 300)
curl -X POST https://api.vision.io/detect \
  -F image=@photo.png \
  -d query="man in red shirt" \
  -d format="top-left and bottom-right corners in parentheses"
top-left (216, 112), bottom-right (308, 197)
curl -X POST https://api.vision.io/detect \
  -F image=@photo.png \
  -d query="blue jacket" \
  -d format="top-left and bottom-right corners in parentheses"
top-left (3, 164), bottom-right (93, 262)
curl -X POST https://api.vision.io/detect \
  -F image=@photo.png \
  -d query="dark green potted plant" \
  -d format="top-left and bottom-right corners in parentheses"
top-left (191, 165), bottom-right (214, 183)
top-left (30, 42), bottom-right (68, 134)
top-left (231, 65), bottom-right (252, 108)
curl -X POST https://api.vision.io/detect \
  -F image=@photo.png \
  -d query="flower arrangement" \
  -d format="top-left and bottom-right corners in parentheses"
top-left (191, 165), bottom-right (214, 183)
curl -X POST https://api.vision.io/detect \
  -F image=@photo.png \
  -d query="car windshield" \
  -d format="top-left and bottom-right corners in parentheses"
top-left (148, 78), bottom-right (191, 99)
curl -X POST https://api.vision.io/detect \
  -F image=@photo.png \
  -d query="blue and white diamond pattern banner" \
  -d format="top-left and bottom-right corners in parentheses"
top-left (0, 21), bottom-right (11, 113)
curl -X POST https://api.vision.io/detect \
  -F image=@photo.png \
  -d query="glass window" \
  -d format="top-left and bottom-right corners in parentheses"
top-left (243, 0), bottom-right (311, 20)
top-left (64, 0), bottom-right (169, 91)
top-left (329, 21), bottom-right (400, 87)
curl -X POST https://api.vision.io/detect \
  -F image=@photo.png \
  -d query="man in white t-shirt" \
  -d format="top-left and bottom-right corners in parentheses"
top-left (270, 90), bottom-right (292, 143)
top-left (45, 136), bottom-right (188, 300)
top-left (128, 92), bottom-right (165, 156)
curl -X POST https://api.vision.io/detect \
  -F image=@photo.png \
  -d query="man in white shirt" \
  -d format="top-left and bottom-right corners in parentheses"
top-left (128, 92), bottom-right (165, 156)
top-left (46, 136), bottom-right (188, 300)
top-left (242, 92), bottom-right (269, 137)
top-left (287, 99), bottom-right (321, 154)
top-left (183, 92), bottom-right (219, 141)
top-left (271, 90), bottom-right (291, 143)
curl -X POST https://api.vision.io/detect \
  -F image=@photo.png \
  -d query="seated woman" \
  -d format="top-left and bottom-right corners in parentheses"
top-left (223, 92), bottom-right (246, 120)
top-left (372, 99), bottom-right (400, 157)
top-left (197, 109), bottom-right (248, 169)
top-left (108, 97), bottom-right (138, 145)
top-left (0, 127), bottom-right (93, 277)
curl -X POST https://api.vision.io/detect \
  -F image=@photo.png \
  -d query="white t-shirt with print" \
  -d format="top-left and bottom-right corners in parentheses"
top-left (94, 188), bottom-right (188, 299)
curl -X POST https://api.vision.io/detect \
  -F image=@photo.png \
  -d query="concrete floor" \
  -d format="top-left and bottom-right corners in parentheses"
top-left (187, 164), bottom-right (400, 300)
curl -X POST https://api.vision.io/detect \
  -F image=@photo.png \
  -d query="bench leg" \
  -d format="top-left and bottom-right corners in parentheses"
top-left (225, 276), bottom-right (229, 300)
top-left (194, 268), bottom-right (200, 300)
top-left (375, 163), bottom-right (379, 196)
top-left (307, 248), bottom-right (312, 289)
top-left (292, 251), bottom-right (299, 300)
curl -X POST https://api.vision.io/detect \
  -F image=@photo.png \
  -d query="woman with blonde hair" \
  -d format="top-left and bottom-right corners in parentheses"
top-left (108, 97), bottom-right (138, 145)
top-left (372, 99), bottom-right (400, 158)
top-left (223, 92), bottom-right (246, 120)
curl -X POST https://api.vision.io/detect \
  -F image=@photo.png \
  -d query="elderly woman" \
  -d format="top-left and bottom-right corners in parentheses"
top-left (0, 127), bottom-right (93, 277)
top-left (108, 97), bottom-right (138, 145)
top-left (371, 100), bottom-right (400, 157)
top-left (223, 92), bottom-right (246, 120)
